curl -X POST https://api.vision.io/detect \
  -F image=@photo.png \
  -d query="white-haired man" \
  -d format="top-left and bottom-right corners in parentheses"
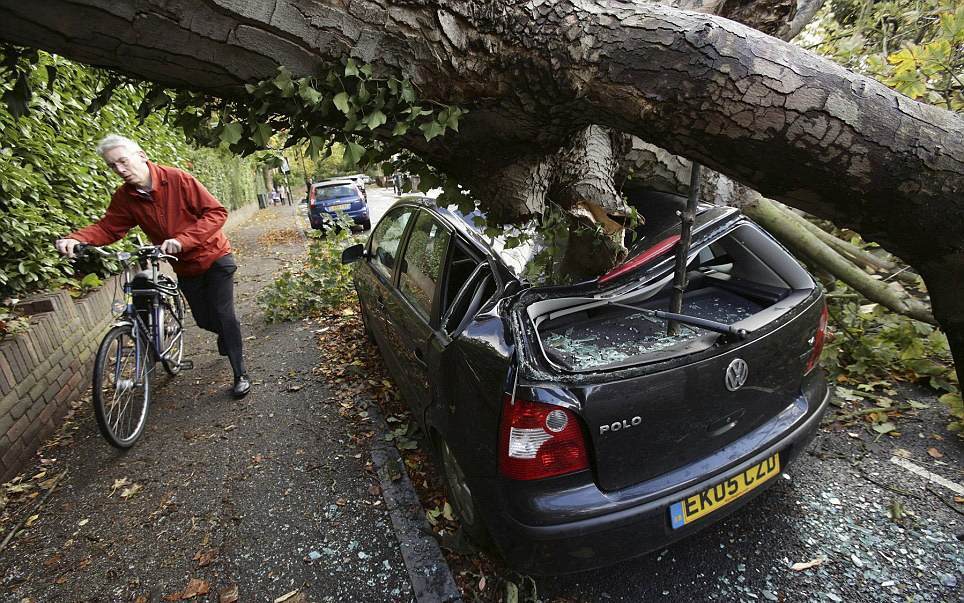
top-left (55, 135), bottom-right (251, 397)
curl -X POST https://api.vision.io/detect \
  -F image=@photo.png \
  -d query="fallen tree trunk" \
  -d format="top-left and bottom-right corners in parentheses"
top-left (0, 0), bottom-right (960, 379)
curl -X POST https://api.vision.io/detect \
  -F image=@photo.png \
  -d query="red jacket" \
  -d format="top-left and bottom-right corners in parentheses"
top-left (68, 162), bottom-right (231, 277)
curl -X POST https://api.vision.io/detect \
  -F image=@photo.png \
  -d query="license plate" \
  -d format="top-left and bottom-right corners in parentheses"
top-left (669, 453), bottom-right (780, 529)
top-left (329, 203), bottom-right (351, 211)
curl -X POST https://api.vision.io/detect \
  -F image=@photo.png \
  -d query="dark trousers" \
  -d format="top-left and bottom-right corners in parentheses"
top-left (179, 254), bottom-right (245, 377)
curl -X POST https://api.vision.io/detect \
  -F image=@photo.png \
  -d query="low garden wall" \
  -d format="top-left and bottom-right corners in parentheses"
top-left (0, 201), bottom-right (259, 482)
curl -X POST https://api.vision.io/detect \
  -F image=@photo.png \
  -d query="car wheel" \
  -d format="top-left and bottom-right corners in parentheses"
top-left (438, 436), bottom-right (492, 549)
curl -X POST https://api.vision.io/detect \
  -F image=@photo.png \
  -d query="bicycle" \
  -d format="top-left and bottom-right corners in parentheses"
top-left (76, 243), bottom-right (191, 448)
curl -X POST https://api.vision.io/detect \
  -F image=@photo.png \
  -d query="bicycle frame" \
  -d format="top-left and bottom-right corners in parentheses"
top-left (109, 247), bottom-right (183, 381)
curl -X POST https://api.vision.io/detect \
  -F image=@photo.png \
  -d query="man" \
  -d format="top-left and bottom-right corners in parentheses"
top-left (55, 135), bottom-right (251, 397)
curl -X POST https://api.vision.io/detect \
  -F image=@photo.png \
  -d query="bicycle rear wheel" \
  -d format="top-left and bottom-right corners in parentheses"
top-left (160, 291), bottom-right (186, 376)
top-left (92, 325), bottom-right (151, 448)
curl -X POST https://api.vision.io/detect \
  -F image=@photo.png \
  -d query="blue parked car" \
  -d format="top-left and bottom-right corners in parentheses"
top-left (308, 179), bottom-right (371, 230)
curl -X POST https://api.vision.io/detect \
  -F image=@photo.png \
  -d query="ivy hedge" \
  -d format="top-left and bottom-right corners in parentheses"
top-left (0, 49), bottom-right (264, 298)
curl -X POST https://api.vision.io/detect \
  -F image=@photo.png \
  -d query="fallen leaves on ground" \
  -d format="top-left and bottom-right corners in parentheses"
top-left (109, 477), bottom-right (131, 496)
top-left (194, 547), bottom-right (218, 568)
top-left (257, 228), bottom-right (303, 247)
top-left (164, 578), bottom-right (210, 601)
top-left (790, 558), bottom-right (825, 571)
top-left (219, 584), bottom-right (240, 603)
top-left (274, 589), bottom-right (308, 603)
top-left (120, 483), bottom-right (142, 499)
top-left (927, 447), bottom-right (944, 459)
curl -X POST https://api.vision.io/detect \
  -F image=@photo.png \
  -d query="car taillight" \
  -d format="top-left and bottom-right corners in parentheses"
top-left (499, 396), bottom-right (589, 480)
top-left (805, 303), bottom-right (828, 374)
top-left (598, 234), bottom-right (681, 284)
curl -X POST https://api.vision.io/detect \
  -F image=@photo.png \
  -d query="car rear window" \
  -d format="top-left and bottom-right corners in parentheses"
top-left (315, 185), bottom-right (355, 200)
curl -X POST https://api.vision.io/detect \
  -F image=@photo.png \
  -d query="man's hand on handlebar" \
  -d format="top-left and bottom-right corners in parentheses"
top-left (160, 238), bottom-right (182, 255)
top-left (55, 238), bottom-right (82, 258)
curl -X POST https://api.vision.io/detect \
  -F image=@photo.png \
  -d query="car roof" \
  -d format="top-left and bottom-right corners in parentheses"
top-left (313, 179), bottom-right (354, 187)
top-left (389, 192), bottom-right (742, 287)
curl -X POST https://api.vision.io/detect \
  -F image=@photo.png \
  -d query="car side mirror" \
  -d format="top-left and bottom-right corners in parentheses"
top-left (341, 244), bottom-right (367, 264)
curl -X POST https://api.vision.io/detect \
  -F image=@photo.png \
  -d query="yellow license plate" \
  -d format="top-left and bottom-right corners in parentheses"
top-left (669, 453), bottom-right (780, 529)
top-left (329, 203), bottom-right (351, 211)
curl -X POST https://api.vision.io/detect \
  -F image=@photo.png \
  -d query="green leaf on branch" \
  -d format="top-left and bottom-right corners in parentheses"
top-left (345, 58), bottom-right (360, 78)
top-left (400, 80), bottom-right (415, 104)
top-left (219, 122), bottom-right (243, 145)
top-left (419, 120), bottom-right (445, 141)
top-left (344, 142), bottom-right (365, 165)
top-left (298, 80), bottom-right (322, 105)
top-left (272, 67), bottom-right (294, 96)
top-left (365, 110), bottom-right (387, 130)
top-left (80, 273), bottom-right (102, 289)
top-left (251, 122), bottom-right (273, 147)
top-left (333, 91), bottom-right (351, 115)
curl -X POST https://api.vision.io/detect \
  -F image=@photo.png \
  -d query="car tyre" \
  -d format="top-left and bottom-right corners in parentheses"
top-left (361, 219), bottom-right (372, 230)
top-left (437, 435), bottom-right (493, 550)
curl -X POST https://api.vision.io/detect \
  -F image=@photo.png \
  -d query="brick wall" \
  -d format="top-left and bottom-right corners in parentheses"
top-left (0, 201), bottom-right (259, 483)
top-left (0, 284), bottom-right (116, 481)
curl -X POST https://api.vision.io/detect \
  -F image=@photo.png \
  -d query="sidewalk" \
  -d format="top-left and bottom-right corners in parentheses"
top-left (0, 205), bottom-right (448, 602)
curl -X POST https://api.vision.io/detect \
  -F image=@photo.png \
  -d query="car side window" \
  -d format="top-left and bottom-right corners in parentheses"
top-left (399, 212), bottom-right (451, 319)
top-left (442, 245), bottom-right (496, 335)
top-left (370, 207), bottom-right (415, 281)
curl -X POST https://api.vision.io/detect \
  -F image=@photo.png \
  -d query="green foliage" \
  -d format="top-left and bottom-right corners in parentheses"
top-left (822, 282), bottom-right (961, 432)
top-left (809, 0), bottom-right (963, 111)
top-left (0, 46), bottom-right (262, 297)
top-left (156, 60), bottom-right (465, 167)
top-left (257, 223), bottom-right (359, 322)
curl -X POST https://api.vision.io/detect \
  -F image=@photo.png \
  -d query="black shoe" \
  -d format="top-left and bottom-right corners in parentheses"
top-left (232, 374), bottom-right (251, 398)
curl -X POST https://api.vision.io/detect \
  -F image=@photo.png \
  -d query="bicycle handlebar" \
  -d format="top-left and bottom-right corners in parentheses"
top-left (74, 243), bottom-right (179, 262)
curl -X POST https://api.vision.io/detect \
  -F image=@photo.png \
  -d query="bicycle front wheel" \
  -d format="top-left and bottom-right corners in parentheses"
top-left (92, 325), bottom-right (151, 448)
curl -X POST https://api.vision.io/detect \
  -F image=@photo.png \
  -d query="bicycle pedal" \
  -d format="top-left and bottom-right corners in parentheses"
top-left (178, 360), bottom-right (194, 370)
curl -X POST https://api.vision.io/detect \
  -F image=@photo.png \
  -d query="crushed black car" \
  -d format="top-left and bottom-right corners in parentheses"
top-left (342, 190), bottom-right (829, 575)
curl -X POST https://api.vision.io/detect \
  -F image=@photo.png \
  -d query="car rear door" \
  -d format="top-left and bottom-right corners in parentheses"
top-left (382, 209), bottom-right (452, 417)
top-left (355, 206), bottom-right (417, 376)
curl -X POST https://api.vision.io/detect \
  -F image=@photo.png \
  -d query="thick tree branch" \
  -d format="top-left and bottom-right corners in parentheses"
top-left (742, 195), bottom-right (936, 324)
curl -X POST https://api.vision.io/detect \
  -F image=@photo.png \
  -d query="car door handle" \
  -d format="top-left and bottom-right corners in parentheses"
top-left (413, 347), bottom-right (427, 368)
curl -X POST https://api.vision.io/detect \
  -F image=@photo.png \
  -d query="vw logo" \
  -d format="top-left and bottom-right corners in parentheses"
top-left (725, 358), bottom-right (749, 391)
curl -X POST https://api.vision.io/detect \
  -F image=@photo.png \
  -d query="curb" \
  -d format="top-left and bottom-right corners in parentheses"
top-left (367, 401), bottom-right (462, 603)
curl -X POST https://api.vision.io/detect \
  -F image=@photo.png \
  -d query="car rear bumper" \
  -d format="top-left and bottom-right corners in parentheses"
top-left (309, 207), bottom-right (369, 226)
top-left (483, 377), bottom-right (829, 575)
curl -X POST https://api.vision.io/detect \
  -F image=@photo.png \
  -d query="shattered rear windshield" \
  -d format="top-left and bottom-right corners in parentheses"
top-left (541, 289), bottom-right (762, 370)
